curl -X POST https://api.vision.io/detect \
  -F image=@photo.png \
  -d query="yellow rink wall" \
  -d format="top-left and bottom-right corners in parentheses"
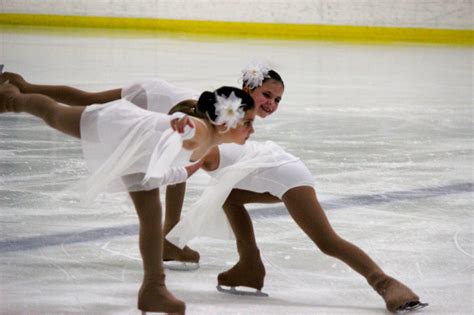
top-left (0, 0), bottom-right (472, 44)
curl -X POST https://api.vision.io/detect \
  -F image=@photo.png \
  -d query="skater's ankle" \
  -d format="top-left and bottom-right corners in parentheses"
top-left (138, 286), bottom-right (186, 314)
top-left (163, 223), bottom-right (177, 236)
top-left (236, 242), bottom-right (261, 259)
top-left (367, 271), bottom-right (388, 285)
top-left (142, 273), bottom-right (167, 287)
top-left (238, 250), bottom-right (264, 268)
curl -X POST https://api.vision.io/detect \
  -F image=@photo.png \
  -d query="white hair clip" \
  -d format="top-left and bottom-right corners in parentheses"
top-left (241, 63), bottom-right (271, 89)
top-left (212, 91), bottom-right (245, 130)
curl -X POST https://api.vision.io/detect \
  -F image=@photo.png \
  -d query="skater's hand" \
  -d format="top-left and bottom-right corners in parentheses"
top-left (171, 115), bottom-right (194, 134)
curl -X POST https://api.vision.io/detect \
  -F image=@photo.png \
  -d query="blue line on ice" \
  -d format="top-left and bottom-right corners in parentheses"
top-left (250, 181), bottom-right (473, 218)
top-left (1, 182), bottom-right (472, 254)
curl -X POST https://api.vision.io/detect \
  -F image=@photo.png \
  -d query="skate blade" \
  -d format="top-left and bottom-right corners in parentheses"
top-left (163, 260), bottom-right (199, 271)
top-left (141, 311), bottom-right (183, 315)
top-left (397, 301), bottom-right (429, 313)
top-left (216, 284), bottom-right (269, 297)
top-left (142, 312), bottom-right (172, 315)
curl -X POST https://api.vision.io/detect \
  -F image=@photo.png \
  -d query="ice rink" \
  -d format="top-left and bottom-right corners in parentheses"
top-left (0, 26), bottom-right (472, 314)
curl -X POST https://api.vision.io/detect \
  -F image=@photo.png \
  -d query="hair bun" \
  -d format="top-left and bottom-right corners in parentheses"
top-left (197, 91), bottom-right (215, 113)
top-left (197, 86), bottom-right (255, 124)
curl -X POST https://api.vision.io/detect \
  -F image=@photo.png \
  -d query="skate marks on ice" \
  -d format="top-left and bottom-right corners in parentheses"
top-left (453, 229), bottom-right (474, 259)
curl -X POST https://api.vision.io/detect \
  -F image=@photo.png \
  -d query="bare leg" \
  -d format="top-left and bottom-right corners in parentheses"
top-left (1, 72), bottom-right (121, 106)
top-left (218, 189), bottom-right (280, 290)
top-left (282, 186), bottom-right (420, 312)
top-left (163, 182), bottom-right (200, 263)
top-left (129, 189), bottom-right (185, 314)
top-left (0, 84), bottom-right (83, 138)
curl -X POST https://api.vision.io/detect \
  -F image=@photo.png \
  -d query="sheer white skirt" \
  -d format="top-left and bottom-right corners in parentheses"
top-left (78, 99), bottom-right (187, 198)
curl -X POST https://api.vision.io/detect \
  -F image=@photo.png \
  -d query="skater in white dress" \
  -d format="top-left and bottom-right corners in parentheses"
top-left (0, 67), bottom-right (283, 264)
top-left (134, 66), bottom-right (426, 313)
top-left (1, 66), bottom-right (426, 312)
top-left (0, 83), bottom-right (256, 315)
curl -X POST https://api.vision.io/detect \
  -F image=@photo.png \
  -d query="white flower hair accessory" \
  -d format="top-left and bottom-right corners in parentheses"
top-left (241, 63), bottom-right (271, 89)
top-left (212, 91), bottom-right (245, 130)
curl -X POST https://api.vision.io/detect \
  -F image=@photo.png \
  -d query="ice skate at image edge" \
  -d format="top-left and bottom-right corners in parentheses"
top-left (397, 301), bottom-right (429, 312)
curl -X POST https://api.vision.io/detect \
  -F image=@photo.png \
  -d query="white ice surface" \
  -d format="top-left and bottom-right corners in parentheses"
top-left (0, 27), bottom-right (473, 314)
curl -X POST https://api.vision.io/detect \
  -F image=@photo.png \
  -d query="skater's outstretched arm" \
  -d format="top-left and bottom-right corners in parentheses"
top-left (0, 72), bottom-right (121, 106)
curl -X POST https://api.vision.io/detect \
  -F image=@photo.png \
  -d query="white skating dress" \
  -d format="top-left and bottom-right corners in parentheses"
top-left (166, 140), bottom-right (314, 247)
top-left (213, 143), bottom-right (315, 199)
top-left (79, 98), bottom-right (198, 199)
top-left (121, 78), bottom-right (199, 112)
top-left (121, 78), bottom-right (315, 199)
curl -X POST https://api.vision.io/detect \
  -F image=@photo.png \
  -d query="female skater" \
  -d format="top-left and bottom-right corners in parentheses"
top-left (119, 67), bottom-right (426, 313)
top-left (0, 66), bottom-right (283, 266)
top-left (0, 82), bottom-right (256, 314)
top-left (0, 67), bottom-right (426, 312)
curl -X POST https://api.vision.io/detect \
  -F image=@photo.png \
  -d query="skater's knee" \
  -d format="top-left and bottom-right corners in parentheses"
top-left (315, 234), bottom-right (346, 257)
top-left (42, 108), bottom-right (60, 129)
top-left (43, 107), bottom-right (79, 137)
top-left (86, 89), bottom-right (121, 105)
top-left (223, 192), bottom-right (244, 208)
top-left (316, 241), bottom-right (337, 256)
top-left (129, 189), bottom-right (161, 212)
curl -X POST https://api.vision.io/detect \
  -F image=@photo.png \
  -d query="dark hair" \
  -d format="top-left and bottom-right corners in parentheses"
top-left (168, 100), bottom-right (206, 118)
top-left (169, 86), bottom-right (254, 124)
top-left (242, 69), bottom-right (284, 90)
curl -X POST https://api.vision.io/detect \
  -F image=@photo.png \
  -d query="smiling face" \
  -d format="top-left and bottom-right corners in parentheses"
top-left (246, 79), bottom-right (284, 118)
top-left (225, 108), bottom-right (256, 144)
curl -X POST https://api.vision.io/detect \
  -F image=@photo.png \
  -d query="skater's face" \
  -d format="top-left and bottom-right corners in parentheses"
top-left (246, 80), bottom-right (284, 118)
top-left (226, 108), bottom-right (256, 144)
